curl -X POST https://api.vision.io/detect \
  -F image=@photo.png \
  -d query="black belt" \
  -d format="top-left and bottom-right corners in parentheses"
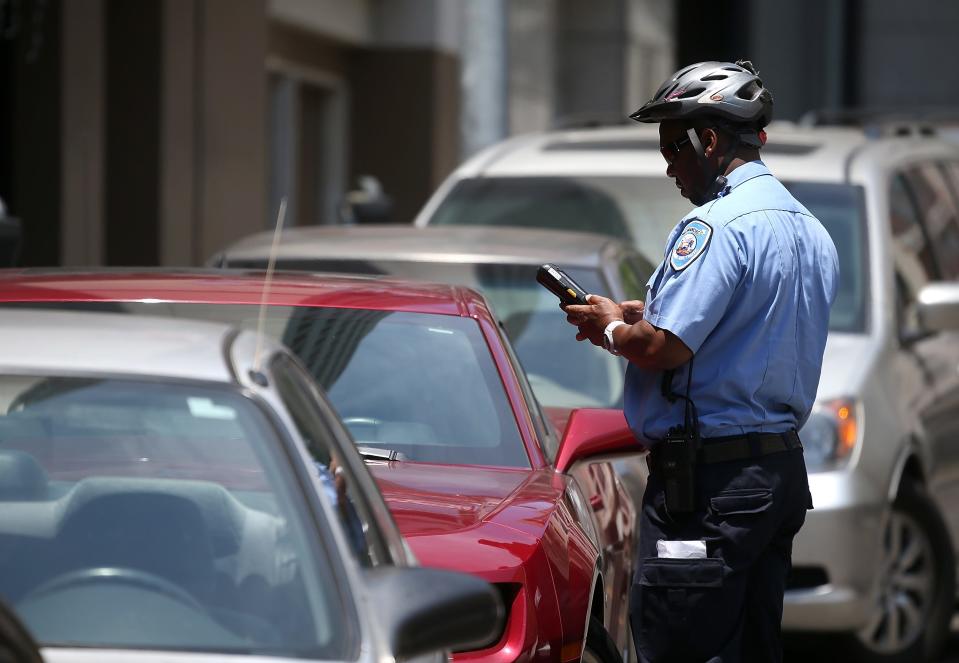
top-left (649, 430), bottom-right (802, 469)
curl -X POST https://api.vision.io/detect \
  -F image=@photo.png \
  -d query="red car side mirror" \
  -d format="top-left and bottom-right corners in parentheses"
top-left (553, 408), bottom-right (645, 474)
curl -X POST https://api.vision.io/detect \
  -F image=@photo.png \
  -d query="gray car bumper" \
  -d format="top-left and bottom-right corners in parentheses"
top-left (782, 469), bottom-right (886, 632)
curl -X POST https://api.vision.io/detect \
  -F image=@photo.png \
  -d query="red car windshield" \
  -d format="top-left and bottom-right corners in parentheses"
top-left (4, 303), bottom-right (530, 468)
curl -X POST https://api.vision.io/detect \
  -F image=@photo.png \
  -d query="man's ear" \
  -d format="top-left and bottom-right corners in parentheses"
top-left (703, 128), bottom-right (719, 158)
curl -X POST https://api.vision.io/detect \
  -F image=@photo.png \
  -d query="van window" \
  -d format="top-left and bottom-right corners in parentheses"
top-left (890, 174), bottom-right (938, 284)
top-left (890, 174), bottom-right (938, 340)
top-left (902, 165), bottom-right (959, 279)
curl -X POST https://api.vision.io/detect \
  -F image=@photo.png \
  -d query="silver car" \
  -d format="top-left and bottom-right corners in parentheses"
top-left (411, 120), bottom-right (959, 661)
top-left (0, 309), bottom-right (501, 662)
top-left (210, 224), bottom-right (655, 513)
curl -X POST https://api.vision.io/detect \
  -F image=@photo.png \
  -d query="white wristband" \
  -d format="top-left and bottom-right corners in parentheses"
top-left (602, 320), bottom-right (628, 355)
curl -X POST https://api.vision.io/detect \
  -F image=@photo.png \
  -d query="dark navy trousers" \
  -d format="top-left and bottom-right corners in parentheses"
top-left (630, 447), bottom-right (811, 663)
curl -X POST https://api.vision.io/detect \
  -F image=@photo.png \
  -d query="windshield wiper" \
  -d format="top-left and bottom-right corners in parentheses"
top-left (357, 446), bottom-right (407, 462)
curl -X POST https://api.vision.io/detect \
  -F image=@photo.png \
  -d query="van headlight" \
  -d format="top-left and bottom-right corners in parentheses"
top-left (799, 398), bottom-right (859, 470)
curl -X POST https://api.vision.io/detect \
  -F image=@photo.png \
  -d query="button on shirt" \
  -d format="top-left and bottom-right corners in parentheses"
top-left (625, 161), bottom-right (839, 446)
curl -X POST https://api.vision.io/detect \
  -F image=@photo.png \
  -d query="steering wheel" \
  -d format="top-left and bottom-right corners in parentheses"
top-left (21, 567), bottom-right (205, 612)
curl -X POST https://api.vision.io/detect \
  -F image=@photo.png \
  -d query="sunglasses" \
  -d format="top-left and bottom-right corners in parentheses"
top-left (660, 135), bottom-right (692, 164)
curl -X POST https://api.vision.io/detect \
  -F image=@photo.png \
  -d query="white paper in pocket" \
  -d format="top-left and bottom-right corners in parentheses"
top-left (656, 539), bottom-right (707, 559)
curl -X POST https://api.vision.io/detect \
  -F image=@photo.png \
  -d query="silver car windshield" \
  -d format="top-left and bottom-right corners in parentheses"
top-left (428, 176), bottom-right (867, 333)
top-left (0, 376), bottom-right (354, 658)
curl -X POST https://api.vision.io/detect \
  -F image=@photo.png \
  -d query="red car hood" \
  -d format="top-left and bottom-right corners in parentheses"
top-left (370, 462), bottom-right (564, 575)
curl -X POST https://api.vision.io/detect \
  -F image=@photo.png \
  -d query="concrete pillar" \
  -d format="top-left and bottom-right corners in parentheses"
top-left (460, 0), bottom-right (508, 159)
top-left (507, 0), bottom-right (556, 135)
top-left (159, 0), bottom-right (267, 265)
top-left (159, 0), bottom-right (198, 266)
top-left (194, 0), bottom-right (267, 262)
top-left (62, 0), bottom-right (104, 266)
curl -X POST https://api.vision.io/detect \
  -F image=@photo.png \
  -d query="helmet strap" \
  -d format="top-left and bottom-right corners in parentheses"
top-left (685, 126), bottom-right (740, 206)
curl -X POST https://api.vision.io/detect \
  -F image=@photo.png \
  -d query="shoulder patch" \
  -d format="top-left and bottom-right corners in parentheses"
top-left (669, 219), bottom-right (712, 271)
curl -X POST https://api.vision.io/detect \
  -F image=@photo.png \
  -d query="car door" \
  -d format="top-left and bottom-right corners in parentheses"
top-left (891, 164), bottom-right (959, 546)
top-left (269, 352), bottom-right (412, 568)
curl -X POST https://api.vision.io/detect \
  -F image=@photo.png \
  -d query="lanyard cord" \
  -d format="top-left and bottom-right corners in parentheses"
top-left (660, 356), bottom-right (699, 441)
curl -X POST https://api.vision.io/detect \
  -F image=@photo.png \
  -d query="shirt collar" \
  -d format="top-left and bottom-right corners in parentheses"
top-left (723, 159), bottom-right (770, 192)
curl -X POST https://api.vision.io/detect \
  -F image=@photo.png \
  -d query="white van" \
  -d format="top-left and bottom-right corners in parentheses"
top-left (415, 120), bottom-right (959, 662)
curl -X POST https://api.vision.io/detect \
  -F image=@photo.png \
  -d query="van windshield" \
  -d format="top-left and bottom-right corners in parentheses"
top-left (428, 176), bottom-right (867, 332)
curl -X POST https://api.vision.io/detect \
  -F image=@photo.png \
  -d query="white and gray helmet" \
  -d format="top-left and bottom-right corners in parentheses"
top-left (630, 60), bottom-right (773, 146)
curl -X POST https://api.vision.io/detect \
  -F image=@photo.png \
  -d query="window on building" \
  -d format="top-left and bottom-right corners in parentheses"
top-left (269, 70), bottom-right (347, 227)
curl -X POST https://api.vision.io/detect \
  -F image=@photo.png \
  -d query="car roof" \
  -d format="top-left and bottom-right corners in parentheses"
top-left (0, 268), bottom-right (488, 318)
top-left (0, 308), bottom-right (242, 382)
top-left (449, 122), bottom-right (869, 182)
top-left (219, 225), bottom-right (629, 268)
top-left (441, 120), bottom-right (959, 186)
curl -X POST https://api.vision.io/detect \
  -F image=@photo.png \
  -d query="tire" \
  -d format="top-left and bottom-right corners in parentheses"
top-left (582, 616), bottom-right (623, 663)
top-left (843, 480), bottom-right (955, 662)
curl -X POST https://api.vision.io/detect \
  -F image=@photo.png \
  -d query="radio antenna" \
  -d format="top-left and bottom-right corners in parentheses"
top-left (250, 196), bottom-right (287, 383)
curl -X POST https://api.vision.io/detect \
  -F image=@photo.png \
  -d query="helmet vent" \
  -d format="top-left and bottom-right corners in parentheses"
top-left (700, 74), bottom-right (728, 81)
top-left (736, 81), bottom-right (762, 100)
top-left (679, 87), bottom-right (705, 99)
top-left (657, 82), bottom-right (679, 101)
top-left (722, 66), bottom-right (742, 72)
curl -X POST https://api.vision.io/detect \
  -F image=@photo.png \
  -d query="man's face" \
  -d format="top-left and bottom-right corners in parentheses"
top-left (659, 121), bottom-right (701, 201)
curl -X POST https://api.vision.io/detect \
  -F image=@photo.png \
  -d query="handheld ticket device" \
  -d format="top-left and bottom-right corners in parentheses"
top-left (536, 264), bottom-right (590, 307)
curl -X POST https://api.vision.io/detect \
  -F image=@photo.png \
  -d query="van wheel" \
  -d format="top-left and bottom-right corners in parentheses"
top-left (845, 481), bottom-right (954, 662)
top-left (582, 616), bottom-right (622, 663)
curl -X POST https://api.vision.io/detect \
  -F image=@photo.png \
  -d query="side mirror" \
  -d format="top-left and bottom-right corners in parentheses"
top-left (554, 408), bottom-right (644, 474)
top-left (365, 566), bottom-right (503, 660)
top-left (917, 282), bottom-right (959, 333)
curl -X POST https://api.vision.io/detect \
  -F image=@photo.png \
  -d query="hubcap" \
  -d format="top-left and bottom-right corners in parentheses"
top-left (857, 508), bottom-right (934, 654)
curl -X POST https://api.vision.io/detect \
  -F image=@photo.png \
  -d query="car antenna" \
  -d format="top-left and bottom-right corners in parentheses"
top-left (249, 196), bottom-right (287, 386)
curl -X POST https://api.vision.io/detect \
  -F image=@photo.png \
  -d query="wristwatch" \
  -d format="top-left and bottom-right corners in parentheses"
top-left (602, 320), bottom-right (628, 355)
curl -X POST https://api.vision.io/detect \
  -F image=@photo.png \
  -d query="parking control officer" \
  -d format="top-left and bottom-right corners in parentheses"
top-left (564, 60), bottom-right (839, 662)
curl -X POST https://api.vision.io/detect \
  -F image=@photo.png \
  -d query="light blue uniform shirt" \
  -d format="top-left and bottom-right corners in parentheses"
top-left (625, 161), bottom-right (839, 446)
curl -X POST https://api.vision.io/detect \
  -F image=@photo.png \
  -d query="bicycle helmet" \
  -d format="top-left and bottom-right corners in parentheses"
top-left (630, 60), bottom-right (773, 145)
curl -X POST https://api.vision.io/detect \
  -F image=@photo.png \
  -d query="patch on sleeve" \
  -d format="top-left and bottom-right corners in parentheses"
top-left (669, 219), bottom-right (713, 271)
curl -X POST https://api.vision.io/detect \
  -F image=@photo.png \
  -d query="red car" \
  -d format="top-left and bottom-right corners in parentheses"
top-left (0, 269), bottom-right (640, 663)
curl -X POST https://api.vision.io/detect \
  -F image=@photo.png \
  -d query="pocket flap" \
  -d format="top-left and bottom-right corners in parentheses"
top-left (709, 489), bottom-right (772, 516)
top-left (639, 558), bottom-right (723, 588)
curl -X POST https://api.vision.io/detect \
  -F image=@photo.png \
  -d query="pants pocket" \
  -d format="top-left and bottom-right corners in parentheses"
top-left (709, 488), bottom-right (772, 516)
top-left (635, 557), bottom-right (726, 660)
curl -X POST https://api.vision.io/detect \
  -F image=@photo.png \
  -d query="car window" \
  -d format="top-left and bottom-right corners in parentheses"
top-left (619, 253), bottom-right (655, 300)
top-left (496, 319), bottom-right (559, 462)
top-left (270, 354), bottom-right (392, 567)
top-left (902, 164), bottom-right (959, 279)
top-left (783, 181), bottom-right (869, 333)
top-left (428, 176), bottom-right (635, 243)
top-left (0, 376), bottom-right (356, 658)
top-left (422, 175), bottom-right (865, 333)
top-left (286, 310), bottom-right (530, 468)
top-left (213, 261), bottom-right (629, 411)
top-left (890, 174), bottom-right (938, 339)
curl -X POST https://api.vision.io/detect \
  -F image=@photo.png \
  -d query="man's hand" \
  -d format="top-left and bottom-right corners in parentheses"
top-left (564, 294), bottom-right (624, 346)
top-left (621, 300), bottom-right (645, 324)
